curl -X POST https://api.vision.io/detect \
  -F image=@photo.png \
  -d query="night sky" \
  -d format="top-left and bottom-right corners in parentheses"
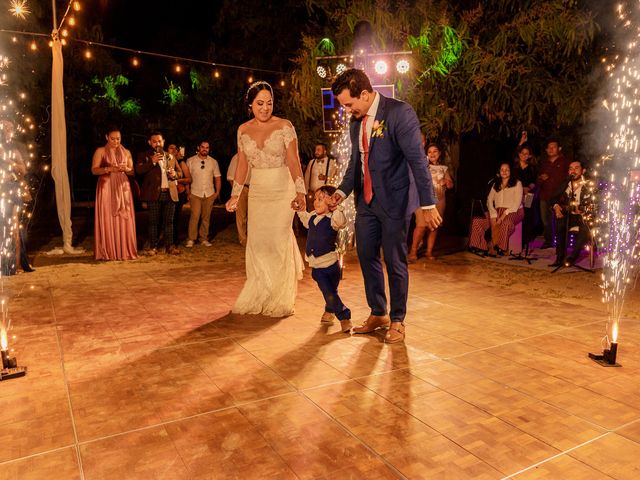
top-left (94, 0), bottom-right (223, 59)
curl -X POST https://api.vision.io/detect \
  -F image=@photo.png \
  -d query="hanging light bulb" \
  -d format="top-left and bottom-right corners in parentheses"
top-left (84, 49), bottom-right (92, 59)
top-left (131, 57), bottom-right (140, 67)
top-left (73, 1), bottom-right (81, 11)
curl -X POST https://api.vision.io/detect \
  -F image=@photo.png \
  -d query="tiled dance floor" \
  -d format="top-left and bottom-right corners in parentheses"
top-left (1, 243), bottom-right (639, 479)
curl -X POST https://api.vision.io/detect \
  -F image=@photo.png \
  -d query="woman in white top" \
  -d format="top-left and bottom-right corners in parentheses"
top-left (225, 81), bottom-right (305, 317)
top-left (469, 162), bottom-right (524, 256)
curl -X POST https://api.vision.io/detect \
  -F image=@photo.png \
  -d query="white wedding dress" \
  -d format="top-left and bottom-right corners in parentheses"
top-left (232, 124), bottom-right (304, 317)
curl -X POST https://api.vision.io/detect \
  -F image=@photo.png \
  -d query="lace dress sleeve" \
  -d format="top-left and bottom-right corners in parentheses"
top-left (232, 129), bottom-right (249, 197)
top-left (283, 123), bottom-right (306, 194)
top-left (282, 124), bottom-right (297, 149)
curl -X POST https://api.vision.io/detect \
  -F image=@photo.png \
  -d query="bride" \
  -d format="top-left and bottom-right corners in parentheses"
top-left (226, 81), bottom-right (306, 316)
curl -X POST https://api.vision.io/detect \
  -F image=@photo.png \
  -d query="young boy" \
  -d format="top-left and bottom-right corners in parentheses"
top-left (297, 185), bottom-right (352, 332)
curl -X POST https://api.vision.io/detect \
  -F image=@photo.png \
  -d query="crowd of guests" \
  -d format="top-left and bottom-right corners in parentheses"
top-left (467, 134), bottom-right (595, 267)
top-left (68, 125), bottom-right (563, 271)
top-left (90, 123), bottom-right (594, 271)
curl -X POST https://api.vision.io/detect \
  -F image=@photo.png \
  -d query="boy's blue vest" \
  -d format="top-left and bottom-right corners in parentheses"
top-left (306, 214), bottom-right (337, 258)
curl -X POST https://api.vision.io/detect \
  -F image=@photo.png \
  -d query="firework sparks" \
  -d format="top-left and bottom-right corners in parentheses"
top-left (9, 0), bottom-right (30, 19)
top-left (594, 2), bottom-right (640, 349)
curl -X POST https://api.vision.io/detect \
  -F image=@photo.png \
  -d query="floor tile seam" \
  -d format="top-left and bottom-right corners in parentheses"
top-left (0, 444), bottom-right (75, 467)
top-left (498, 431), bottom-right (616, 479)
top-left (331, 366), bottom-right (509, 475)
top-left (298, 391), bottom-right (407, 480)
top-left (434, 357), bottom-right (620, 434)
top-left (441, 319), bottom-right (608, 366)
top-left (49, 286), bottom-right (86, 480)
top-left (580, 382), bottom-right (640, 414)
top-left (233, 397), bottom-right (305, 480)
top-left (231, 333), bottom-right (363, 393)
top-left (73, 390), bottom-right (301, 447)
top-left (362, 363), bottom-right (599, 462)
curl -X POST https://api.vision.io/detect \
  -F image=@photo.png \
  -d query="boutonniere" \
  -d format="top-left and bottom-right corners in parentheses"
top-left (371, 120), bottom-right (386, 139)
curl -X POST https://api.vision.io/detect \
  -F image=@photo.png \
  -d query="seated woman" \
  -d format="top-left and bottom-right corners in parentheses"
top-left (469, 162), bottom-right (524, 256)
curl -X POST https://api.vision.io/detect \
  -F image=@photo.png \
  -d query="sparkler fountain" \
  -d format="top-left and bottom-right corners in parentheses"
top-left (589, 2), bottom-right (640, 367)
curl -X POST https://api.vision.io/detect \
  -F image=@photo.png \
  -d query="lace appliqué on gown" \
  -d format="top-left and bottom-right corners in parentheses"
top-left (238, 124), bottom-right (296, 169)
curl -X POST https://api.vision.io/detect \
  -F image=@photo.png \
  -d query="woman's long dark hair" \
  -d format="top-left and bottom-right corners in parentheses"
top-left (493, 162), bottom-right (517, 191)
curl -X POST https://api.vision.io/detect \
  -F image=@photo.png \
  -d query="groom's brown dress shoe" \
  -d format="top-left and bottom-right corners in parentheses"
top-left (352, 315), bottom-right (391, 334)
top-left (384, 322), bottom-right (405, 344)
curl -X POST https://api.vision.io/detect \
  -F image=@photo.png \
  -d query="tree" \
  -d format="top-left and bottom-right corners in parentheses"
top-left (291, 0), bottom-right (601, 143)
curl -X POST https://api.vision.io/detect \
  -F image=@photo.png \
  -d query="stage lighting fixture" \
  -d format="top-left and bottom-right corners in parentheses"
top-left (336, 63), bottom-right (347, 75)
top-left (374, 60), bottom-right (388, 75)
top-left (317, 66), bottom-right (327, 78)
top-left (396, 59), bottom-right (410, 74)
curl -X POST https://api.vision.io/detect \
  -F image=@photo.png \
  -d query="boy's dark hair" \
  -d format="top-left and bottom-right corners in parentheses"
top-left (331, 68), bottom-right (373, 98)
top-left (317, 185), bottom-right (337, 197)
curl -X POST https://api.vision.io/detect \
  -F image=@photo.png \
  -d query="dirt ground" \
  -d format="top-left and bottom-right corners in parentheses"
top-left (24, 205), bottom-right (639, 322)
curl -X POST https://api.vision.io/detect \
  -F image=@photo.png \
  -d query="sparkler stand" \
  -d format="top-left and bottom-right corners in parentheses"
top-left (0, 349), bottom-right (27, 381)
top-left (588, 342), bottom-right (621, 367)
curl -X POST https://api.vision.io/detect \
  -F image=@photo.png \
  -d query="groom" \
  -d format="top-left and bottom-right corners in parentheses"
top-left (331, 69), bottom-right (441, 344)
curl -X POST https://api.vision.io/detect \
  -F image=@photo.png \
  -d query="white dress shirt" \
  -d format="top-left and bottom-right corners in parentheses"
top-left (187, 155), bottom-right (221, 198)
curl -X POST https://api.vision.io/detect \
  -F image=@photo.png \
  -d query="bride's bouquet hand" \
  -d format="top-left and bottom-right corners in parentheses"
top-left (226, 196), bottom-right (239, 212)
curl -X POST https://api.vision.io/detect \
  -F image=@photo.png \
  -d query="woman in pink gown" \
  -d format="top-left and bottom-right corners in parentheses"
top-left (92, 127), bottom-right (138, 260)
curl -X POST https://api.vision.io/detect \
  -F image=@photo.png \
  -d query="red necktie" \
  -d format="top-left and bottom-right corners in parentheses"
top-left (361, 114), bottom-right (373, 204)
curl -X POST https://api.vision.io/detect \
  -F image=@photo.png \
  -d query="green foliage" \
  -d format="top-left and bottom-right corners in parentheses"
top-left (120, 99), bottom-right (141, 115)
top-left (162, 81), bottom-right (186, 106)
top-left (291, 0), bottom-right (601, 143)
top-left (190, 69), bottom-right (201, 90)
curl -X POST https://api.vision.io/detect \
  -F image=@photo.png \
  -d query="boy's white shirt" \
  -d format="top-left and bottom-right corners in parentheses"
top-left (297, 207), bottom-right (347, 268)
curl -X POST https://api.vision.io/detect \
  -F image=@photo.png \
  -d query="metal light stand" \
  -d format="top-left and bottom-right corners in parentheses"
top-left (509, 208), bottom-right (537, 265)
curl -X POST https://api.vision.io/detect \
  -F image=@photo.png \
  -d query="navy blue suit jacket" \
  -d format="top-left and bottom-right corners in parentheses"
top-left (338, 94), bottom-right (436, 219)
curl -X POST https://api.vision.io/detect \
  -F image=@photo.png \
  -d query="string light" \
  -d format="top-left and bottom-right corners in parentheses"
top-left (174, 64), bottom-right (182, 73)
top-left (29, 41), bottom-right (36, 51)
top-left (131, 57), bottom-right (140, 67)
top-left (73, 1), bottom-right (81, 11)
top-left (248, 76), bottom-right (254, 83)
top-left (84, 49), bottom-right (92, 59)
top-left (213, 70), bottom-right (220, 78)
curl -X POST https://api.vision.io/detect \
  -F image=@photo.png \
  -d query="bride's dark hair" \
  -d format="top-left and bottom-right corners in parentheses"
top-left (245, 81), bottom-right (274, 117)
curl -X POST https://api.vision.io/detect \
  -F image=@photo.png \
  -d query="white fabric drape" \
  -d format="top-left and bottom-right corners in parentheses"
top-left (51, 36), bottom-right (73, 248)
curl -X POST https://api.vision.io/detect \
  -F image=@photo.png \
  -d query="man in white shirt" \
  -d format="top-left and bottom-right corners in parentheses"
top-left (185, 142), bottom-right (221, 247)
top-left (226, 153), bottom-right (250, 246)
top-left (304, 143), bottom-right (338, 211)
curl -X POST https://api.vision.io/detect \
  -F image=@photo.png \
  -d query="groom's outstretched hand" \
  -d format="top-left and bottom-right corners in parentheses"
top-left (422, 208), bottom-right (442, 231)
